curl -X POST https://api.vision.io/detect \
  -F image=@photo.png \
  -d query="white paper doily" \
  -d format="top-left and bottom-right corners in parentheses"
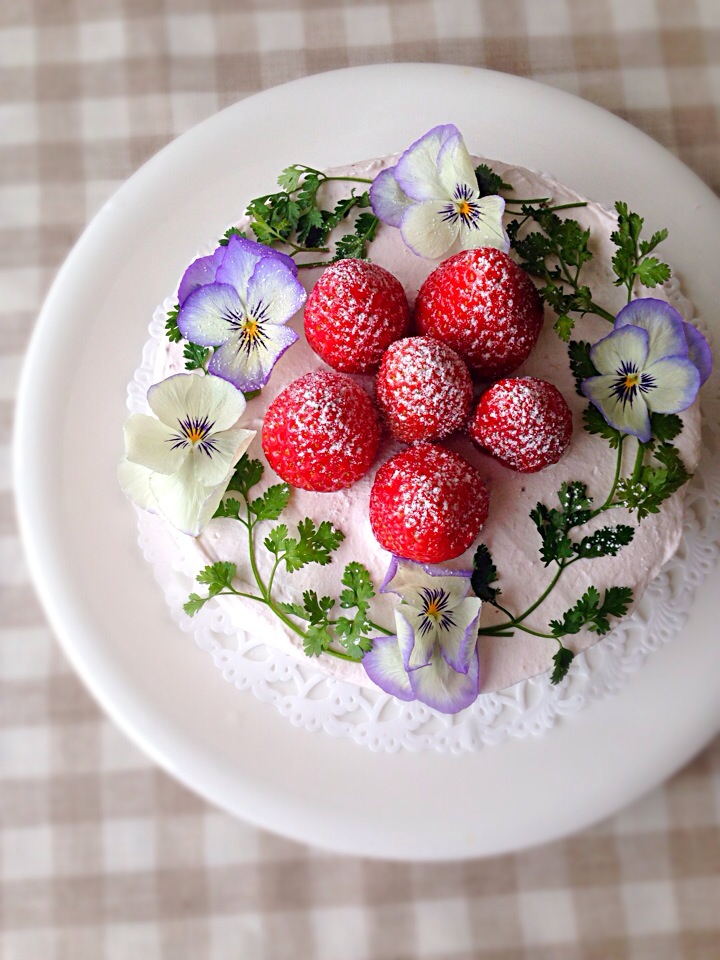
top-left (128, 302), bottom-right (720, 755)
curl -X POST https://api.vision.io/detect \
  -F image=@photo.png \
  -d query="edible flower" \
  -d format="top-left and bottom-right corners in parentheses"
top-left (119, 373), bottom-right (255, 536)
top-left (369, 123), bottom-right (509, 260)
top-left (176, 234), bottom-right (306, 392)
top-left (363, 557), bottom-right (482, 714)
top-left (581, 298), bottom-right (708, 443)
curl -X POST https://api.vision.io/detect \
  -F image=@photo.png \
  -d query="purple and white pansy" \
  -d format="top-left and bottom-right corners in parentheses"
top-left (369, 123), bottom-right (510, 261)
top-left (176, 234), bottom-right (306, 393)
top-left (119, 373), bottom-right (255, 537)
top-left (581, 298), bottom-right (710, 444)
top-left (363, 557), bottom-right (483, 714)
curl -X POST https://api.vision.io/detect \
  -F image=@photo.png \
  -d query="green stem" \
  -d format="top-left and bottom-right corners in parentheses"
top-left (591, 439), bottom-right (626, 515)
top-left (631, 440), bottom-right (646, 482)
top-left (322, 175), bottom-right (373, 186)
top-left (368, 620), bottom-right (394, 637)
top-left (478, 563), bottom-right (567, 636)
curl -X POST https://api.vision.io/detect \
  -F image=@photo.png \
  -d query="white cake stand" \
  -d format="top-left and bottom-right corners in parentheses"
top-left (15, 64), bottom-right (720, 860)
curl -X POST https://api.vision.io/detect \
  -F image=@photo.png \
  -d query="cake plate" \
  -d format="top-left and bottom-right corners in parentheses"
top-left (15, 64), bottom-right (720, 860)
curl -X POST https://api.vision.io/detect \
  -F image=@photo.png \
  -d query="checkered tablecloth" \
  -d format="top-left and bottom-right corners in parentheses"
top-left (2, 1), bottom-right (720, 957)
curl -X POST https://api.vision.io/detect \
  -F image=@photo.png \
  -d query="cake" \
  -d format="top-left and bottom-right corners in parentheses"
top-left (120, 124), bottom-right (710, 715)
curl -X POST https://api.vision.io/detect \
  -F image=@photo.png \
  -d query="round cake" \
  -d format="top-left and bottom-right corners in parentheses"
top-left (123, 133), bottom-right (707, 707)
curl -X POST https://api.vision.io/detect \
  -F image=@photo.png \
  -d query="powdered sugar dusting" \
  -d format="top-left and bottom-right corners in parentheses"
top-left (369, 444), bottom-right (490, 563)
top-left (415, 248), bottom-right (544, 378)
top-left (304, 258), bottom-right (410, 373)
top-left (262, 370), bottom-right (381, 491)
top-left (375, 335), bottom-right (474, 442)
top-left (470, 377), bottom-right (574, 473)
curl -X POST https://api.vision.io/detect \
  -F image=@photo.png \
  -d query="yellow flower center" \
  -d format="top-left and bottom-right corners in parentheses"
top-left (186, 425), bottom-right (206, 444)
top-left (244, 319), bottom-right (259, 339)
top-left (457, 199), bottom-right (471, 216)
top-left (426, 600), bottom-right (440, 620)
top-left (624, 372), bottom-right (640, 390)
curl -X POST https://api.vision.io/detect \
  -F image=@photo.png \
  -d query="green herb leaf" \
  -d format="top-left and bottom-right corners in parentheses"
top-left (474, 163), bottom-right (512, 197)
top-left (568, 340), bottom-right (599, 394)
top-left (196, 561), bottom-right (237, 593)
top-left (530, 482), bottom-right (594, 566)
top-left (183, 342), bottom-right (210, 371)
top-left (183, 593), bottom-right (206, 617)
top-left (333, 211), bottom-right (379, 262)
top-left (218, 226), bottom-right (246, 246)
top-left (550, 644), bottom-right (575, 684)
top-left (269, 518), bottom-right (345, 572)
top-left (225, 456), bottom-right (264, 498)
top-left (574, 524), bottom-right (634, 559)
top-left (650, 412), bottom-right (682, 444)
top-left (471, 544), bottom-right (501, 603)
top-left (212, 497), bottom-right (243, 521)
top-left (249, 483), bottom-right (291, 522)
top-left (303, 622), bottom-right (333, 657)
top-left (582, 405), bottom-right (624, 449)
top-left (554, 314), bottom-right (575, 342)
top-left (243, 389), bottom-right (261, 402)
top-left (165, 304), bottom-right (183, 343)
top-left (615, 443), bottom-right (691, 520)
top-left (611, 201), bottom-right (670, 296)
top-left (550, 585), bottom-right (633, 637)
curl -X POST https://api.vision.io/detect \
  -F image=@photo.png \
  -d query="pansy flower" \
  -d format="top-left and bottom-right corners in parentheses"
top-left (369, 123), bottom-right (509, 260)
top-left (581, 298), bottom-right (709, 443)
top-left (119, 373), bottom-right (255, 536)
top-left (176, 235), bottom-right (306, 392)
top-left (363, 557), bottom-right (483, 714)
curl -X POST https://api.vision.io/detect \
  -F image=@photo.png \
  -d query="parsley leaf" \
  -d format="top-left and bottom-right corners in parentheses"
top-left (196, 561), bottom-right (237, 593)
top-left (183, 342), bottom-right (210, 371)
top-left (611, 202), bottom-right (671, 299)
top-left (333, 211), bottom-right (379, 262)
top-left (165, 303), bottom-right (182, 343)
top-left (615, 443), bottom-right (691, 520)
top-left (218, 226), bottom-right (246, 246)
top-left (550, 645), bottom-right (575, 685)
top-left (554, 314), bottom-right (575, 342)
top-left (530, 482), bottom-right (593, 566)
top-left (474, 163), bottom-right (512, 197)
top-left (265, 518), bottom-right (344, 572)
top-left (582, 405), bottom-right (624, 449)
top-left (575, 524), bottom-right (634, 559)
top-left (184, 593), bottom-right (207, 617)
top-left (650, 412), bottom-right (682, 444)
top-left (334, 562), bottom-right (376, 659)
top-left (249, 483), bottom-right (291, 522)
top-left (225, 456), bottom-right (264, 499)
top-left (550, 585), bottom-right (633, 637)
top-left (471, 544), bottom-right (502, 603)
top-left (568, 340), bottom-right (599, 394)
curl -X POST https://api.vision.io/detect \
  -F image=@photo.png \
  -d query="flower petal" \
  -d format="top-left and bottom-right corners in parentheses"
top-left (582, 374), bottom-right (652, 442)
top-left (177, 282), bottom-right (243, 346)
top-left (190, 427), bottom-right (256, 487)
top-left (181, 372), bottom-right (247, 433)
top-left (150, 459), bottom-right (222, 537)
top-left (214, 235), bottom-right (264, 299)
top-left (123, 413), bottom-right (189, 474)
top-left (590, 323), bottom-right (649, 376)
top-left (644, 357), bottom-right (701, 414)
top-left (438, 596), bottom-right (482, 675)
top-left (177, 246), bottom-right (226, 305)
top-left (246, 256), bottom-right (307, 327)
top-left (458, 195), bottom-right (510, 253)
top-left (222, 233), bottom-right (297, 277)
top-left (409, 646), bottom-right (480, 714)
top-left (400, 201), bottom-right (459, 259)
top-left (684, 322), bottom-right (712, 385)
top-left (396, 608), bottom-right (436, 672)
top-left (615, 298), bottom-right (688, 367)
top-left (117, 459), bottom-right (157, 512)
top-left (380, 558), bottom-right (472, 604)
top-left (394, 124), bottom-right (460, 202)
top-left (369, 166), bottom-right (413, 228)
top-left (208, 324), bottom-right (298, 392)
top-left (435, 131), bottom-right (478, 200)
top-left (146, 372), bottom-right (198, 426)
top-left (362, 635), bottom-right (415, 701)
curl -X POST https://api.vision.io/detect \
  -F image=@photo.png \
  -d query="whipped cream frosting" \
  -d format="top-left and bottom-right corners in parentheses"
top-left (144, 156), bottom-right (701, 694)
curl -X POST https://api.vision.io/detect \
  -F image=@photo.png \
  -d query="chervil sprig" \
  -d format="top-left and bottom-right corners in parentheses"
top-left (183, 455), bottom-right (390, 662)
top-left (611, 202), bottom-right (671, 304)
top-left (243, 164), bottom-right (379, 268)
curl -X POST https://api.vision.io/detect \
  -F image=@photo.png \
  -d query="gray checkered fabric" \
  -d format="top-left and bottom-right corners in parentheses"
top-left (2, 1), bottom-right (720, 957)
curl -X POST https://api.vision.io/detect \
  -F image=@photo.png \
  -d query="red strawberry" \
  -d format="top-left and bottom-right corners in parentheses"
top-left (469, 377), bottom-right (573, 473)
top-left (304, 258), bottom-right (411, 373)
top-left (375, 336), bottom-right (473, 443)
top-left (414, 248), bottom-right (544, 378)
top-left (369, 444), bottom-right (490, 563)
top-left (262, 371), bottom-right (381, 491)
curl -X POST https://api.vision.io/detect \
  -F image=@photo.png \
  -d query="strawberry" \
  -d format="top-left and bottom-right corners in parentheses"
top-left (469, 376), bottom-right (573, 473)
top-left (262, 371), bottom-right (381, 491)
top-left (304, 258), bottom-right (411, 373)
top-left (375, 336), bottom-right (473, 443)
top-left (369, 444), bottom-right (490, 563)
top-left (414, 248), bottom-right (544, 378)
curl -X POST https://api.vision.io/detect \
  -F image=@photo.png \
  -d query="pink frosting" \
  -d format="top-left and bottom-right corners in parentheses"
top-left (150, 156), bottom-right (702, 694)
